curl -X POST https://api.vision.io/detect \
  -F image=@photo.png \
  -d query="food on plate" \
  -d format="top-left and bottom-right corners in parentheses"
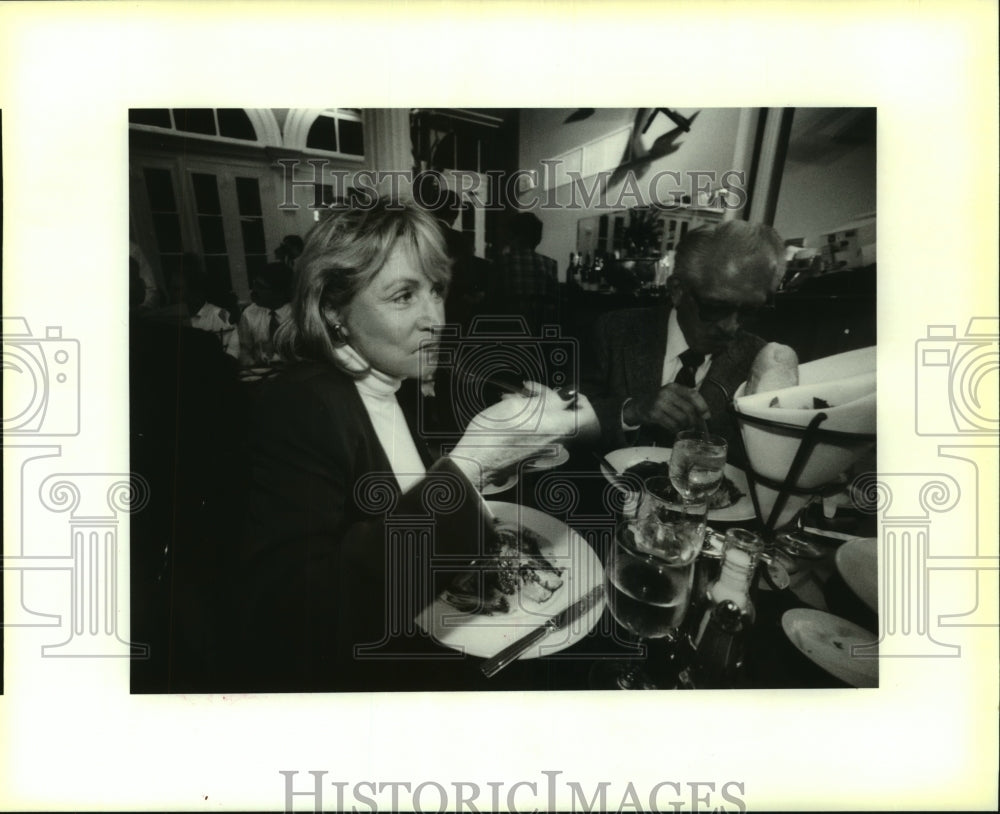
top-left (622, 461), bottom-right (745, 510)
top-left (620, 460), bottom-right (670, 483)
top-left (442, 520), bottom-right (564, 614)
top-left (746, 342), bottom-right (799, 395)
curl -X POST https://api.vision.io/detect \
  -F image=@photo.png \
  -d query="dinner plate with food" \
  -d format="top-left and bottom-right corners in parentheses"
top-left (602, 446), bottom-right (755, 522)
top-left (416, 502), bottom-right (605, 660)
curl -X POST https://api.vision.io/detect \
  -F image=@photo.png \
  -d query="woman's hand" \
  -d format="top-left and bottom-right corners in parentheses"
top-left (448, 382), bottom-right (596, 489)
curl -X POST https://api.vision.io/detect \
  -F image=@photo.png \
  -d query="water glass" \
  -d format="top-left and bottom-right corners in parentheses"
top-left (634, 475), bottom-right (707, 565)
top-left (669, 430), bottom-right (728, 503)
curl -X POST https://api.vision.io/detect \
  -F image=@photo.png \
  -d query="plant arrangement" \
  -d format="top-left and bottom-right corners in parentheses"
top-left (622, 207), bottom-right (664, 258)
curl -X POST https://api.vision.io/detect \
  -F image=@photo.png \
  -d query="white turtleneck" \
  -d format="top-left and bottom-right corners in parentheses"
top-left (333, 344), bottom-right (426, 493)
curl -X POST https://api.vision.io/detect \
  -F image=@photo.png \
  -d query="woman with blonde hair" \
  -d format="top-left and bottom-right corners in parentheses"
top-left (238, 199), bottom-right (588, 691)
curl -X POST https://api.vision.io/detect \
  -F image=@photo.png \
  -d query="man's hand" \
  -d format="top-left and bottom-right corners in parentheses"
top-left (623, 384), bottom-right (711, 434)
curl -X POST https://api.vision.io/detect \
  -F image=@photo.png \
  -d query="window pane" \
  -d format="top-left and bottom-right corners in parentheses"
top-left (199, 215), bottom-right (227, 254)
top-left (144, 167), bottom-right (176, 211)
top-left (173, 108), bottom-right (217, 136)
top-left (203, 255), bottom-right (233, 301)
top-left (191, 173), bottom-right (222, 214)
top-left (338, 118), bottom-right (364, 156)
top-left (306, 115), bottom-right (338, 151)
top-left (245, 254), bottom-right (267, 289)
top-left (478, 137), bottom-right (494, 172)
top-left (240, 219), bottom-right (266, 255)
top-left (152, 213), bottom-right (182, 253)
top-left (130, 108), bottom-right (171, 128)
top-left (456, 136), bottom-right (478, 172)
top-left (235, 177), bottom-right (262, 215)
top-left (159, 255), bottom-right (186, 299)
top-left (217, 108), bottom-right (257, 141)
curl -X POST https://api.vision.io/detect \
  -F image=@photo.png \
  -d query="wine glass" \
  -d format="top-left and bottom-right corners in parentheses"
top-left (593, 510), bottom-right (703, 690)
top-left (669, 430), bottom-right (728, 504)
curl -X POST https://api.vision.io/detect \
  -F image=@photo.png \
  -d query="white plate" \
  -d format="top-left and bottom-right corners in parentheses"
top-left (417, 502), bottom-right (605, 660)
top-left (835, 537), bottom-right (878, 612)
top-left (481, 473), bottom-right (517, 495)
top-left (603, 446), bottom-right (755, 522)
top-left (523, 443), bottom-right (570, 471)
top-left (781, 608), bottom-right (878, 687)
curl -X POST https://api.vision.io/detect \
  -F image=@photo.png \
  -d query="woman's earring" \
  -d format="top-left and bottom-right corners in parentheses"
top-left (332, 323), bottom-right (347, 344)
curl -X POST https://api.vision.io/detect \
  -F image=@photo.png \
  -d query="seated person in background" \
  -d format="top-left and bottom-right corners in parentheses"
top-left (238, 199), bottom-right (589, 691)
top-left (423, 190), bottom-right (489, 332)
top-left (486, 211), bottom-right (559, 334)
top-left (237, 261), bottom-right (293, 367)
top-left (581, 220), bottom-right (786, 464)
top-left (129, 239), bottom-right (163, 309)
top-left (152, 253), bottom-right (239, 358)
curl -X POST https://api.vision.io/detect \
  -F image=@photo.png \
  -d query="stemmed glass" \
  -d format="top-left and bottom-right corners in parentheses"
top-left (592, 481), bottom-right (705, 689)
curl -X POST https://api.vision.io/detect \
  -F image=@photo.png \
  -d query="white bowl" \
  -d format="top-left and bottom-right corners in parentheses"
top-left (733, 347), bottom-right (876, 529)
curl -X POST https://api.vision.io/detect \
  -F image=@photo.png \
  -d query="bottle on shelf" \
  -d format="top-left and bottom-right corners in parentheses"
top-left (567, 252), bottom-right (580, 288)
top-left (581, 252), bottom-right (592, 289)
top-left (593, 252), bottom-right (606, 289)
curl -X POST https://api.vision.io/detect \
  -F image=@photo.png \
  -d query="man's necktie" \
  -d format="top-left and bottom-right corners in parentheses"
top-left (674, 348), bottom-right (705, 387)
top-left (268, 309), bottom-right (280, 341)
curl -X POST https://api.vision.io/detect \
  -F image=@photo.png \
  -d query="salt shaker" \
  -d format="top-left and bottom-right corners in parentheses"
top-left (694, 528), bottom-right (764, 645)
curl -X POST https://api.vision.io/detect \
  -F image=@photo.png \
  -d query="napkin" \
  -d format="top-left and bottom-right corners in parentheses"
top-left (733, 347), bottom-right (876, 530)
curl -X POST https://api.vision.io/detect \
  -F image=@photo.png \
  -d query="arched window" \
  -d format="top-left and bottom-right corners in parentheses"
top-left (128, 108), bottom-right (282, 147)
top-left (283, 108), bottom-right (365, 159)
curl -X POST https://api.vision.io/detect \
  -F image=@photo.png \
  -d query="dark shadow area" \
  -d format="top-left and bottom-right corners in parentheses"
top-left (129, 314), bottom-right (246, 693)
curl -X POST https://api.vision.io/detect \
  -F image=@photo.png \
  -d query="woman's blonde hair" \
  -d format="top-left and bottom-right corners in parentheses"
top-left (276, 198), bottom-right (451, 370)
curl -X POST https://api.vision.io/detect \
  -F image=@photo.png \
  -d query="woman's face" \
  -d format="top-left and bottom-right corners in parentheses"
top-left (336, 242), bottom-right (446, 380)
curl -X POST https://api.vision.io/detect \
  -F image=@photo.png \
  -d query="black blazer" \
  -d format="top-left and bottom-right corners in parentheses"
top-left (237, 361), bottom-right (492, 691)
top-left (581, 304), bottom-right (765, 464)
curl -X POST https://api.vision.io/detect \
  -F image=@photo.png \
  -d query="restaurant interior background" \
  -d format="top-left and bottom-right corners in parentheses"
top-left (129, 106), bottom-right (875, 359)
top-left (128, 107), bottom-right (877, 691)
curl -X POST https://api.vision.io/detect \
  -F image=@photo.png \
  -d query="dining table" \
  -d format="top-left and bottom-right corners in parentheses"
top-left (229, 362), bottom-right (878, 694)
top-left (341, 441), bottom-right (880, 694)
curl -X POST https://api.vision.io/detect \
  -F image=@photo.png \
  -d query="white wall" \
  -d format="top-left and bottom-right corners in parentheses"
top-left (518, 108), bottom-right (745, 279)
top-left (772, 109), bottom-right (877, 243)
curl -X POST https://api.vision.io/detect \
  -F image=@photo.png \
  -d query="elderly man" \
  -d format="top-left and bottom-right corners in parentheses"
top-left (582, 220), bottom-right (786, 462)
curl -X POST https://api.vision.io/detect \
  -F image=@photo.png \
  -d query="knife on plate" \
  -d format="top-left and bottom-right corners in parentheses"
top-left (480, 584), bottom-right (605, 678)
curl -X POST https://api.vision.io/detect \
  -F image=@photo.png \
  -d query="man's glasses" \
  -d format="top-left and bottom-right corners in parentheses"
top-left (685, 289), bottom-right (775, 324)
